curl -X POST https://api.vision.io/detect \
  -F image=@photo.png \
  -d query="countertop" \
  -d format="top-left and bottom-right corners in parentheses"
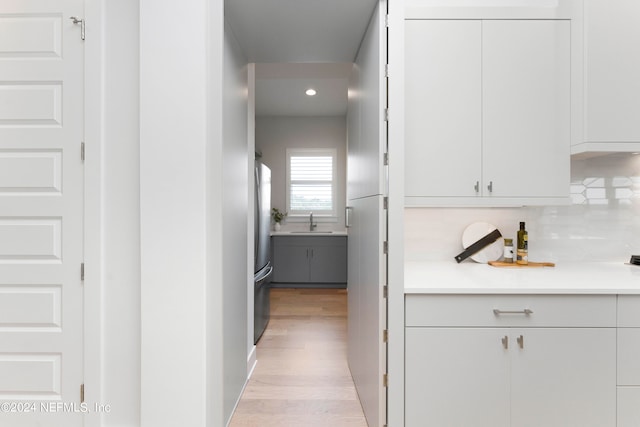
top-left (405, 260), bottom-right (640, 295)
top-left (271, 230), bottom-right (348, 236)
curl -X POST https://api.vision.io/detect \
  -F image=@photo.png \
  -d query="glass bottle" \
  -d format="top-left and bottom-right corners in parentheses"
top-left (503, 238), bottom-right (514, 263)
top-left (516, 222), bottom-right (528, 265)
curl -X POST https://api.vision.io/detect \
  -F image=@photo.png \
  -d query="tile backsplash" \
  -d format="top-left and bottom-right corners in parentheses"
top-left (405, 153), bottom-right (640, 263)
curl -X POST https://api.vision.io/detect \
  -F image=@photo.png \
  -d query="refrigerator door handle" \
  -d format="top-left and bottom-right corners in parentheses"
top-left (345, 206), bottom-right (353, 228)
top-left (255, 265), bottom-right (273, 286)
top-left (254, 166), bottom-right (261, 262)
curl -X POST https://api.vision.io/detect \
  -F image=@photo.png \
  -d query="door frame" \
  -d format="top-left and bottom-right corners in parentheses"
top-left (84, 1), bottom-right (105, 425)
top-left (387, 0), bottom-right (405, 425)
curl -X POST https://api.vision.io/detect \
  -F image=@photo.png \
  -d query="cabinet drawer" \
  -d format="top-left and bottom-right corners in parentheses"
top-left (405, 294), bottom-right (616, 327)
top-left (618, 296), bottom-right (640, 327)
top-left (618, 328), bottom-right (640, 385)
top-left (618, 387), bottom-right (640, 427)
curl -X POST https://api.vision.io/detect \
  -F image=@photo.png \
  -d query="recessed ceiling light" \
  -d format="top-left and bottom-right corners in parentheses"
top-left (305, 89), bottom-right (317, 96)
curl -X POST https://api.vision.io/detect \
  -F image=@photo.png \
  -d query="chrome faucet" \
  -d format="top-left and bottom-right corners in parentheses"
top-left (309, 212), bottom-right (317, 231)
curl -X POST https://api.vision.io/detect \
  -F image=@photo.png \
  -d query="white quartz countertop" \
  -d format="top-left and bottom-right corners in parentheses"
top-left (271, 230), bottom-right (348, 236)
top-left (405, 260), bottom-right (640, 294)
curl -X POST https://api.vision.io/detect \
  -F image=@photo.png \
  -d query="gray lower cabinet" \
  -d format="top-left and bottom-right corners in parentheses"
top-left (272, 236), bottom-right (347, 287)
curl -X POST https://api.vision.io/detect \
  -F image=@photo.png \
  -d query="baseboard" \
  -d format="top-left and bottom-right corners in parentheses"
top-left (246, 344), bottom-right (257, 378)
top-left (226, 345), bottom-right (257, 427)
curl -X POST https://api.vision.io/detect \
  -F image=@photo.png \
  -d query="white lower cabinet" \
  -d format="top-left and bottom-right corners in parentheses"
top-left (617, 296), bottom-right (640, 427)
top-left (405, 295), bottom-right (617, 427)
top-left (618, 388), bottom-right (640, 427)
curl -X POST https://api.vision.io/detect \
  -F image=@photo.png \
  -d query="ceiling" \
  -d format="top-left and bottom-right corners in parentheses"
top-left (225, 0), bottom-right (378, 117)
top-left (254, 63), bottom-right (353, 117)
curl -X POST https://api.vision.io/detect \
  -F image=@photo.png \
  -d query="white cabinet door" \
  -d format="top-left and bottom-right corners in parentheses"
top-left (618, 328), bottom-right (640, 385)
top-left (405, 20), bottom-right (482, 199)
top-left (482, 20), bottom-right (570, 199)
top-left (585, 0), bottom-right (640, 144)
top-left (346, 0), bottom-right (386, 200)
top-left (347, 195), bottom-right (386, 427)
top-left (511, 328), bottom-right (616, 427)
top-left (618, 388), bottom-right (640, 427)
top-left (405, 328), bottom-right (510, 427)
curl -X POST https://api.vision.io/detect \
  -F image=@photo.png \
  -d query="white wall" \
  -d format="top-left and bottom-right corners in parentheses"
top-left (256, 116), bottom-right (347, 231)
top-left (101, 0), bottom-right (141, 425)
top-left (405, 154), bottom-right (640, 263)
top-left (139, 0), bottom-right (209, 424)
top-left (139, 0), bottom-right (249, 426)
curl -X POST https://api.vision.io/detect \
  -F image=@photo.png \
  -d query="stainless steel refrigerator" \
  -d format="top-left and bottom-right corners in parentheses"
top-left (254, 161), bottom-right (273, 343)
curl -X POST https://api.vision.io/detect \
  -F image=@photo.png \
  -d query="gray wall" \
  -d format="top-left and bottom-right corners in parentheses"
top-left (220, 21), bottom-right (250, 423)
top-left (256, 116), bottom-right (347, 230)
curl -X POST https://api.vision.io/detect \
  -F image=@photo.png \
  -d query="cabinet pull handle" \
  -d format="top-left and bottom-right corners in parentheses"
top-left (345, 206), bottom-right (353, 228)
top-left (501, 336), bottom-right (509, 349)
top-left (487, 181), bottom-right (493, 193)
top-left (474, 181), bottom-right (479, 193)
top-left (493, 309), bottom-right (533, 316)
top-left (517, 335), bottom-right (524, 349)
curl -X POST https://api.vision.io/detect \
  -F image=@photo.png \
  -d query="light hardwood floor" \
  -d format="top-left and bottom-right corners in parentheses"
top-left (229, 288), bottom-right (368, 427)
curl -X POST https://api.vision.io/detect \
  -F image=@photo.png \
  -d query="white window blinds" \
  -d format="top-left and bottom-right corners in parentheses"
top-left (287, 149), bottom-right (336, 215)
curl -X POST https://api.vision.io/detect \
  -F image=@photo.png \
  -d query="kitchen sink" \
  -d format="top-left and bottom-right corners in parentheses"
top-left (290, 231), bottom-right (334, 234)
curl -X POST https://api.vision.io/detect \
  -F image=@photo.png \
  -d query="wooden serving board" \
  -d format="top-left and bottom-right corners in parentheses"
top-left (488, 261), bottom-right (555, 268)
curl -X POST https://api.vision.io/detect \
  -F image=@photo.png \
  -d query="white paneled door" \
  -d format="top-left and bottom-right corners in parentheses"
top-left (0, 0), bottom-right (85, 426)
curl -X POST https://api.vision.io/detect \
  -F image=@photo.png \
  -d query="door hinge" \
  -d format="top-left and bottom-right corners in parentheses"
top-left (81, 263), bottom-right (85, 281)
top-left (383, 152), bottom-right (389, 166)
top-left (385, 64), bottom-right (390, 78)
top-left (383, 241), bottom-right (388, 254)
top-left (384, 108), bottom-right (389, 122)
top-left (80, 384), bottom-right (85, 403)
top-left (383, 373), bottom-right (389, 387)
top-left (383, 285), bottom-right (388, 299)
top-left (383, 329), bottom-right (388, 343)
top-left (81, 142), bottom-right (85, 161)
top-left (385, 14), bottom-right (390, 28)
top-left (70, 16), bottom-right (86, 41)
top-left (383, 196), bottom-right (388, 210)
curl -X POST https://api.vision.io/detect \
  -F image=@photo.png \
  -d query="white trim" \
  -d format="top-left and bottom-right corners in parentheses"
top-left (285, 147), bottom-right (338, 217)
top-left (388, 0), bottom-right (406, 426)
top-left (84, 0), bottom-right (104, 425)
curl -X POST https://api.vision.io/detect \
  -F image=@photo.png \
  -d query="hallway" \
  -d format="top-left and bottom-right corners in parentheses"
top-left (229, 289), bottom-right (368, 426)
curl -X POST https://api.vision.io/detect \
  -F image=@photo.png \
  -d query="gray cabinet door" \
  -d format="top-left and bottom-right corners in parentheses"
top-left (272, 236), bottom-right (347, 284)
top-left (272, 242), bottom-right (310, 283)
top-left (309, 239), bottom-right (348, 283)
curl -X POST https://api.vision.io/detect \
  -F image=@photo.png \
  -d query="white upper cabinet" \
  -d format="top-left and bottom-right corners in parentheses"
top-left (576, 0), bottom-right (640, 153)
top-left (405, 19), bottom-right (570, 206)
top-left (347, 4), bottom-right (386, 200)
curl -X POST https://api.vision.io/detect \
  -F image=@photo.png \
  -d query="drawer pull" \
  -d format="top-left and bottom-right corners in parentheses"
top-left (517, 335), bottom-right (524, 349)
top-left (493, 309), bottom-right (533, 316)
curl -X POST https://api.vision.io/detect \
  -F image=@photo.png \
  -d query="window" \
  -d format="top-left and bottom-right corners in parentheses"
top-left (286, 148), bottom-right (337, 216)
